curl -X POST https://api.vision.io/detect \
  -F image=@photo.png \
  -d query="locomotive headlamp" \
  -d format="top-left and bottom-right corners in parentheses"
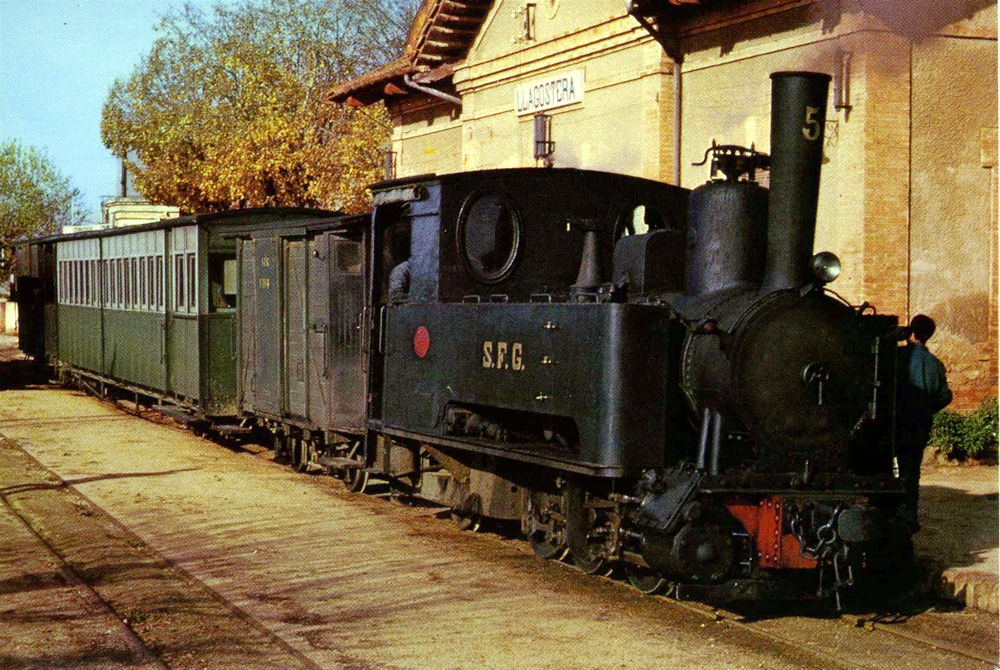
top-left (809, 251), bottom-right (841, 284)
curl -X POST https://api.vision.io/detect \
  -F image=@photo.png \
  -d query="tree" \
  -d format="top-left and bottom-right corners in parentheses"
top-left (0, 139), bottom-right (88, 266)
top-left (101, 0), bottom-right (416, 214)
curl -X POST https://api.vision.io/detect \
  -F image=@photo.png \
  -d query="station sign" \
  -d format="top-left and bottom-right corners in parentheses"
top-left (514, 70), bottom-right (584, 116)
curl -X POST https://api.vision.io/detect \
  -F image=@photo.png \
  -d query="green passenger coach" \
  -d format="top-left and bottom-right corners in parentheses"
top-left (36, 209), bottom-right (339, 418)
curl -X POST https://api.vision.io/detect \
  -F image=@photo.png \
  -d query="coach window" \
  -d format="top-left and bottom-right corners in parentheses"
top-left (187, 253), bottom-right (196, 311)
top-left (208, 253), bottom-right (236, 312)
top-left (156, 256), bottom-right (163, 309)
top-left (132, 257), bottom-right (140, 309)
top-left (126, 258), bottom-right (133, 308)
top-left (145, 257), bottom-right (154, 308)
top-left (174, 255), bottom-right (185, 311)
top-left (116, 259), bottom-right (124, 308)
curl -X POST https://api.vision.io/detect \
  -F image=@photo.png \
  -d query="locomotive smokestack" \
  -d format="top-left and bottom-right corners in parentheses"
top-left (762, 72), bottom-right (831, 291)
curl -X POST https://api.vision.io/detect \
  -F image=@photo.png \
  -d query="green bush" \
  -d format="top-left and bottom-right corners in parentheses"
top-left (930, 396), bottom-right (998, 460)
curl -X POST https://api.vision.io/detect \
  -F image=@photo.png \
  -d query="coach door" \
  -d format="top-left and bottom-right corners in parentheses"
top-left (306, 234), bottom-right (330, 428)
top-left (283, 239), bottom-right (308, 419)
top-left (252, 237), bottom-right (281, 416)
top-left (328, 234), bottom-right (366, 431)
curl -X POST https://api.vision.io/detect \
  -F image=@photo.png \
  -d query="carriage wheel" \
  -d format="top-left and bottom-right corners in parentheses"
top-left (343, 467), bottom-right (369, 493)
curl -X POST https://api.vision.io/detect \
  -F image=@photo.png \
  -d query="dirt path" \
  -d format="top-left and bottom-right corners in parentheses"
top-left (1, 384), bottom-right (996, 670)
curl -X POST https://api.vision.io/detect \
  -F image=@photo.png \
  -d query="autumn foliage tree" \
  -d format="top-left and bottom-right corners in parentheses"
top-left (101, 0), bottom-right (416, 214)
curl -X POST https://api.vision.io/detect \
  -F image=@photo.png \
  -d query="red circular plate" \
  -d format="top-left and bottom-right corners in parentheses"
top-left (413, 326), bottom-right (430, 358)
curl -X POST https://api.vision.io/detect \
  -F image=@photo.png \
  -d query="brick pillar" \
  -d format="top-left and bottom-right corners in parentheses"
top-left (861, 35), bottom-right (911, 319)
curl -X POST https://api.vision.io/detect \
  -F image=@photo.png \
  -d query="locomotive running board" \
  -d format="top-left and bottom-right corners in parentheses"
top-left (378, 426), bottom-right (631, 478)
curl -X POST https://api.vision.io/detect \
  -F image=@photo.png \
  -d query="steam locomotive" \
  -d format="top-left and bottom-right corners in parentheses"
top-left (16, 72), bottom-right (910, 606)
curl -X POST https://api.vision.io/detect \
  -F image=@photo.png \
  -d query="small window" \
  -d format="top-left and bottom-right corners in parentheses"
top-left (208, 254), bottom-right (237, 312)
top-left (457, 192), bottom-right (522, 283)
top-left (84, 261), bottom-right (90, 305)
top-left (175, 255), bottom-right (185, 311)
top-left (156, 257), bottom-right (163, 309)
top-left (116, 259), bottom-right (123, 307)
top-left (131, 257), bottom-right (138, 308)
top-left (125, 258), bottom-right (132, 308)
top-left (335, 242), bottom-right (363, 275)
top-left (145, 257), bottom-right (153, 307)
top-left (617, 204), bottom-right (671, 239)
top-left (103, 260), bottom-right (110, 306)
top-left (187, 253), bottom-right (196, 311)
top-left (139, 258), bottom-right (146, 310)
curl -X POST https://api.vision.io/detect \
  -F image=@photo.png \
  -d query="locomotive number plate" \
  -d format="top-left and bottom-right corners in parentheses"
top-left (482, 341), bottom-right (525, 371)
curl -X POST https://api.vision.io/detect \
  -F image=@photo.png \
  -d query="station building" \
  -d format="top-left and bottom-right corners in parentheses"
top-left (330, 0), bottom-right (998, 411)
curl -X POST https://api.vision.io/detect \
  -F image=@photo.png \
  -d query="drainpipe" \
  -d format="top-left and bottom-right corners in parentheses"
top-left (403, 75), bottom-right (462, 108)
top-left (673, 60), bottom-right (682, 186)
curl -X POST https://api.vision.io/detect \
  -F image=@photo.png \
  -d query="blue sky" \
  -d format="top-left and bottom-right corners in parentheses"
top-left (1, 0), bottom-right (222, 223)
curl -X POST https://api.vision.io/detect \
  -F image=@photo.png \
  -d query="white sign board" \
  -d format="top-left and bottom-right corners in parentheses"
top-left (514, 70), bottom-right (584, 116)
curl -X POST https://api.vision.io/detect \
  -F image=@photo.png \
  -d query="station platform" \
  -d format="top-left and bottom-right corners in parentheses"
top-left (914, 458), bottom-right (999, 614)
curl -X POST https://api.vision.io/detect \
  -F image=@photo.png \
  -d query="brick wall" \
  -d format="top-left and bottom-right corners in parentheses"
top-left (861, 34), bottom-right (911, 320)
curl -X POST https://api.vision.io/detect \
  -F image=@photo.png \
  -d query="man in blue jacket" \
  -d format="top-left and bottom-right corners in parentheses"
top-left (898, 314), bottom-right (953, 530)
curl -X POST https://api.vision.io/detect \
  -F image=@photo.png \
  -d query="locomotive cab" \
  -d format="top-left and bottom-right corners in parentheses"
top-left (369, 169), bottom-right (694, 487)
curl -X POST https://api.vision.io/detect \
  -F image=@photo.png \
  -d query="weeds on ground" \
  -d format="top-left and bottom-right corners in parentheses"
top-left (930, 396), bottom-right (998, 460)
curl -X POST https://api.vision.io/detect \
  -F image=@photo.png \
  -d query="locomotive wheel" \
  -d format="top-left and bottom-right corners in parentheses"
top-left (565, 485), bottom-right (610, 575)
top-left (525, 491), bottom-right (569, 561)
top-left (626, 564), bottom-right (669, 595)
